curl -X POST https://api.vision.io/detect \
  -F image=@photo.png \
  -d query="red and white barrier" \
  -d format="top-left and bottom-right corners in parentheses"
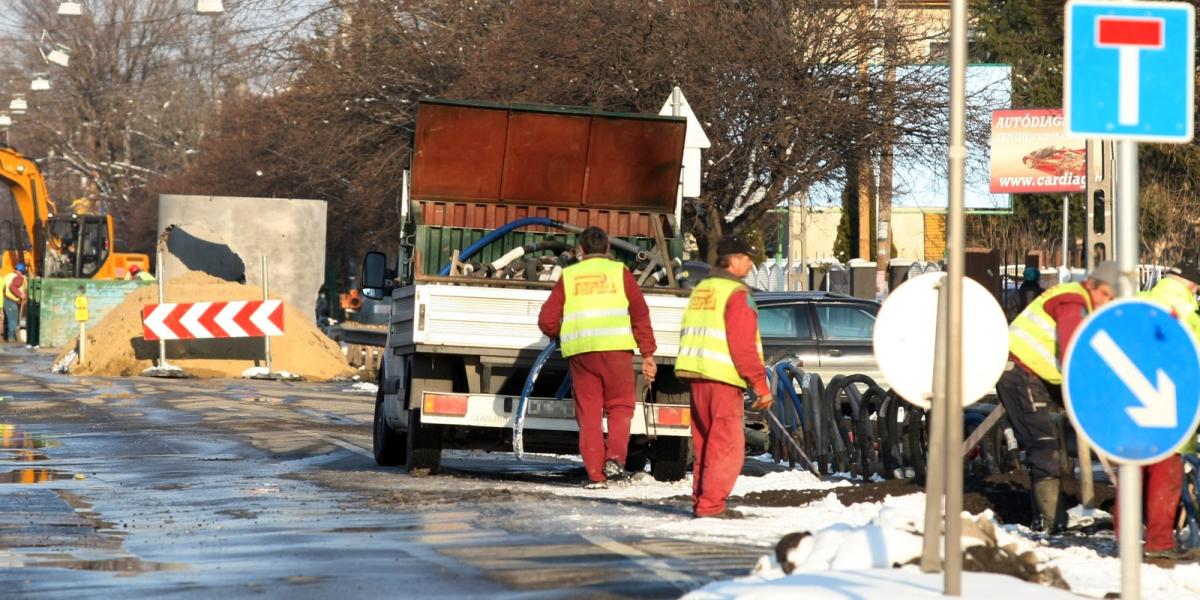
top-left (142, 300), bottom-right (284, 341)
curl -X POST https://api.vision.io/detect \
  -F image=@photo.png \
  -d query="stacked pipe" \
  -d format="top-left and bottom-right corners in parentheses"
top-left (437, 217), bottom-right (690, 288)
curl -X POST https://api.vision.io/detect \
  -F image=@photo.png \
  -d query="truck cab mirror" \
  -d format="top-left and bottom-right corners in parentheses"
top-left (360, 251), bottom-right (394, 300)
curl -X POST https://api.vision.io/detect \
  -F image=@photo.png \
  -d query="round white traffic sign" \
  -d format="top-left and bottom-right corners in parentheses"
top-left (873, 272), bottom-right (1009, 409)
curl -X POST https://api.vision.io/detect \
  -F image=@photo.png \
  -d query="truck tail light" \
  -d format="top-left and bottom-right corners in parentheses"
top-left (423, 393), bottom-right (468, 417)
top-left (655, 406), bottom-right (690, 427)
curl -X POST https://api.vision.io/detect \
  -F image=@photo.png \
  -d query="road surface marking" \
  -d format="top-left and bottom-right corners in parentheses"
top-left (582, 534), bottom-right (695, 590)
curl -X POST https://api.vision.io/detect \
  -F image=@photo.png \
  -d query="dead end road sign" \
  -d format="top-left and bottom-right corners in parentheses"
top-left (1065, 0), bottom-right (1195, 142)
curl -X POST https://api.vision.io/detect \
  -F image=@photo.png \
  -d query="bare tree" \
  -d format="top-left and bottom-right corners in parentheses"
top-left (0, 0), bottom-right (326, 250)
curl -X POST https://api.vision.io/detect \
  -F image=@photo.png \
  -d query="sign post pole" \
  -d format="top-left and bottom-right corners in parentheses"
top-left (942, 0), bottom-right (968, 594)
top-left (262, 255), bottom-right (272, 375)
top-left (157, 249), bottom-right (168, 369)
top-left (920, 275), bottom-right (949, 574)
top-left (1116, 138), bottom-right (1140, 600)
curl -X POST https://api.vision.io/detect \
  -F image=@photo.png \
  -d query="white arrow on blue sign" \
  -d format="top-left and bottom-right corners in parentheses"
top-left (1064, 299), bottom-right (1200, 464)
top-left (1064, 0), bottom-right (1195, 142)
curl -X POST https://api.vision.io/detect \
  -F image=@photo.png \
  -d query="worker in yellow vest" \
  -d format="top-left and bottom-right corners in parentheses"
top-left (538, 226), bottom-right (657, 489)
top-left (676, 236), bottom-right (772, 519)
top-left (995, 260), bottom-right (1118, 532)
top-left (2, 263), bottom-right (28, 342)
top-left (1114, 263), bottom-right (1200, 560)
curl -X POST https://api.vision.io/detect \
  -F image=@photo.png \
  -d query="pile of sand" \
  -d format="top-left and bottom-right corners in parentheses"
top-left (59, 271), bottom-right (354, 381)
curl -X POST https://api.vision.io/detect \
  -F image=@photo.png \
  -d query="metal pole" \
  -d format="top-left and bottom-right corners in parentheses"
top-left (943, 0), bottom-right (967, 594)
top-left (1062, 193), bottom-right (1071, 282)
top-left (788, 198), bottom-right (797, 290)
top-left (1120, 465), bottom-right (1141, 600)
top-left (157, 249), bottom-right (167, 367)
top-left (262, 255), bottom-right (272, 374)
top-left (800, 192), bottom-right (809, 290)
top-left (1116, 139), bottom-right (1140, 599)
top-left (1116, 141), bottom-right (1139, 296)
top-left (920, 275), bottom-right (950, 574)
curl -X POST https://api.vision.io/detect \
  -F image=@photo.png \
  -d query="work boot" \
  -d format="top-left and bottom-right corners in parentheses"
top-left (603, 459), bottom-right (628, 482)
top-left (1033, 478), bottom-right (1066, 533)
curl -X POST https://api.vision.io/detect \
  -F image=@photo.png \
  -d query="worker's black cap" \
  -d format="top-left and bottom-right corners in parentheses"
top-left (1169, 261), bottom-right (1200, 286)
top-left (716, 236), bottom-right (757, 258)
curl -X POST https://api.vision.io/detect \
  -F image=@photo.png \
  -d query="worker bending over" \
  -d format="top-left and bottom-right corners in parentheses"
top-left (538, 226), bottom-right (657, 489)
top-left (996, 260), bottom-right (1118, 532)
top-left (676, 236), bottom-right (772, 519)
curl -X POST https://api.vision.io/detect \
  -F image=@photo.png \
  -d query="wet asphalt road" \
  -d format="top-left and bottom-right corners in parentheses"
top-left (0, 347), bottom-right (759, 599)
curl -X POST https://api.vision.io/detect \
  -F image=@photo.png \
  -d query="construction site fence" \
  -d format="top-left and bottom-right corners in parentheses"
top-left (28, 278), bottom-right (152, 348)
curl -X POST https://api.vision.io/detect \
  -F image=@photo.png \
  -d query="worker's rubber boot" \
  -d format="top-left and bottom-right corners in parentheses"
top-left (1033, 478), bottom-right (1067, 534)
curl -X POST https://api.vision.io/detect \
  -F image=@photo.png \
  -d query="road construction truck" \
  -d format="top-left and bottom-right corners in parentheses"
top-left (361, 98), bottom-right (697, 480)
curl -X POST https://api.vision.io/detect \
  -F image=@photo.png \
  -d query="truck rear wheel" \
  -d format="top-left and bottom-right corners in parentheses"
top-left (373, 390), bottom-right (407, 466)
top-left (405, 408), bottom-right (443, 475)
top-left (649, 436), bottom-right (690, 482)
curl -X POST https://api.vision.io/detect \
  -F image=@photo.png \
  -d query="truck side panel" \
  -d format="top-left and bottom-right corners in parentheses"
top-left (391, 284), bottom-right (685, 358)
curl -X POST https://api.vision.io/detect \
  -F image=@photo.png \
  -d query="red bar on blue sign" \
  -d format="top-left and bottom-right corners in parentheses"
top-left (1097, 16), bottom-right (1165, 48)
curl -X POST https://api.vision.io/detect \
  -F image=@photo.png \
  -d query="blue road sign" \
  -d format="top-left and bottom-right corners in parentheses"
top-left (1064, 299), bottom-right (1200, 464)
top-left (1065, 0), bottom-right (1195, 142)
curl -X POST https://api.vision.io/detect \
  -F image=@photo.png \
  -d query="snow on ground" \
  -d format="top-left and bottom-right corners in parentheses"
top-left (448, 451), bottom-right (1200, 598)
top-left (341, 381), bottom-right (378, 394)
top-left (683, 569), bottom-right (1084, 600)
top-left (521, 459), bottom-right (1197, 598)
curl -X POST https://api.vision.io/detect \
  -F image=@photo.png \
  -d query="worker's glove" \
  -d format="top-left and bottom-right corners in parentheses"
top-left (750, 391), bottom-right (774, 411)
top-left (641, 355), bottom-right (657, 383)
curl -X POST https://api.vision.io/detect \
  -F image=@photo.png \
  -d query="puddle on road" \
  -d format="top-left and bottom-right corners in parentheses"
top-left (0, 469), bottom-right (74, 484)
top-left (0, 449), bottom-right (48, 461)
top-left (0, 423), bottom-right (62, 450)
top-left (24, 556), bottom-right (187, 574)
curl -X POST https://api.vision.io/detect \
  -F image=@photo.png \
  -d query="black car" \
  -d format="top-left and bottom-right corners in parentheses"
top-left (752, 291), bottom-right (882, 382)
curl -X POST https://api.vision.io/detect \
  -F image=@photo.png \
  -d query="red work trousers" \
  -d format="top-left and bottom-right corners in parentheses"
top-left (1114, 455), bottom-right (1184, 552)
top-left (569, 351), bottom-right (635, 482)
top-left (690, 379), bottom-right (745, 517)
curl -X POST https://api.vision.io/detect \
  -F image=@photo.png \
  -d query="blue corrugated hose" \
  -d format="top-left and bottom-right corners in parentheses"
top-left (439, 217), bottom-right (562, 276)
top-left (513, 340), bottom-right (558, 460)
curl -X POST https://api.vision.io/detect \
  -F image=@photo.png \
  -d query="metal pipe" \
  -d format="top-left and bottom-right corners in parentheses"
top-left (943, 1), bottom-right (968, 593)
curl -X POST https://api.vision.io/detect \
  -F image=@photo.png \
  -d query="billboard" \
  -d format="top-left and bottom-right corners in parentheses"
top-left (989, 108), bottom-right (1086, 194)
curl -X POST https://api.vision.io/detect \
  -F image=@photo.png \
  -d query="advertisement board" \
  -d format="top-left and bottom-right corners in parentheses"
top-left (989, 108), bottom-right (1086, 194)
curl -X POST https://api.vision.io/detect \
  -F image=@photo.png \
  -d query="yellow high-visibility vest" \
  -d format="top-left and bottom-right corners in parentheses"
top-left (1009, 282), bottom-right (1091, 384)
top-left (559, 258), bottom-right (636, 357)
top-left (676, 277), bottom-right (763, 388)
top-left (2, 272), bottom-right (25, 303)
top-left (1141, 277), bottom-right (1200, 454)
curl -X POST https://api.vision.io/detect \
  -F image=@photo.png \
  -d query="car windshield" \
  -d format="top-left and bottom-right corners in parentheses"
top-left (815, 305), bottom-right (876, 340)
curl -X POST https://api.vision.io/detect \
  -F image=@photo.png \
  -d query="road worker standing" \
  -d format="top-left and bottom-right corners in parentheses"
top-left (538, 226), bottom-right (657, 489)
top-left (675, 236), bottom-right (772, 519)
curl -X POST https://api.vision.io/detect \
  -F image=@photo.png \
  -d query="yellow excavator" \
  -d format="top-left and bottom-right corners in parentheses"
top-left (0, 144), bottom-right (149, 279)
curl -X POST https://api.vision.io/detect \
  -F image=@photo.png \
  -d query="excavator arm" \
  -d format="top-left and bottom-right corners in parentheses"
top-left (0, 146), bottom-right (49, 276)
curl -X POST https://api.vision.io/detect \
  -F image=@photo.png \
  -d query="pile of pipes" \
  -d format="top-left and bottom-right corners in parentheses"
top-left (439, 217), bottom-right (696, 288)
